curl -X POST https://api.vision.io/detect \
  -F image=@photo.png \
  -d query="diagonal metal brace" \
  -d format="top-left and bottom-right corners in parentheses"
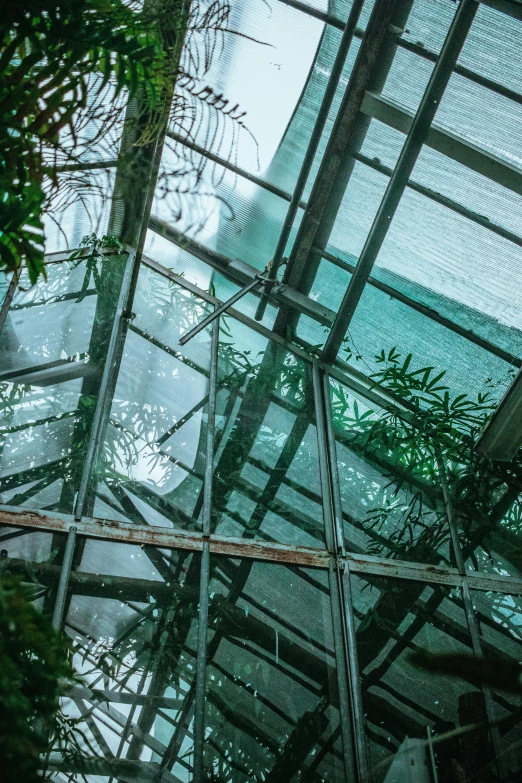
top-left (178, 272), bottom-right (271, 346)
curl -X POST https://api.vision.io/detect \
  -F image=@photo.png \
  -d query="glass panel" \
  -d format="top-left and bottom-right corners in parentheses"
top-left (329, 378), bottom-right (451, 565)
top-left (351, 573), bottom-right (491, 783)
top-left (328, 162), bottom-right (522, 335)
top-left (204, 557), bottom-right (345, 782)
top-left (459, 2), bottom-right (522, 94)
top-left (0, 256), bottom-right (127, 514)
top-left (0, 525), bottom-right (66, 614)
top-left (63, 540), bottom-right (200, 780)
top-left (463, 489), bottom-right (522, 580)
top-left (310, 258), bottom-right (515, 401)
top-left (212, 316), bottom-right (325, 547)
top-left (177, 0), bottom-right (323, 177)
top-left (94, 265), bottom-right (212, 530)
top-left (472, 589), bottom-right (522, 781)
top-left (152, 145), bottom-right (303, 274)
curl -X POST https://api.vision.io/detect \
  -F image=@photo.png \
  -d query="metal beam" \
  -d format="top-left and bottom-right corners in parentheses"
top-left (321, 245), bottom-right (522, 369)
top-left (322, 0), bottom-right (479, 363)
top-left (275, 0), bottom-right (413, 329)
top-left (360, 90), bottom-right (522, 197)
top-left (279, 0), bottom-right (522, 104)
top-left (51, 524), bottom-right (77, 630)
top-left (148, 215), bottom-right (336, 326)
top-left (3, 505), bottom-right (522, 594)
top-left (254, 0), bottom-right (365, 320)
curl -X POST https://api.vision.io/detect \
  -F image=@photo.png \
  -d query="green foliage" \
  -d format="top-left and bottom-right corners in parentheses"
top-left (0, 573), bottom-right (76, 783)
top-left (0, 0), bottom-right (177, 282)
top-left (331, 347), bottom-right (522, 563)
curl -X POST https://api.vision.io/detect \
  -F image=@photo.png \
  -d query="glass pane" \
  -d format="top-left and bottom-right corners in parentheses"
top-left (63, 540), bottom-right (200, 779)
top-left (329, 378), bottom-right (451, 565)
top-left (204, 556), bottom-right (345, 782)
top-left (212, 317), bottom-right (325, 547)
top-left (94, 265), bottom-right (212, 530)
top-left (0, 255), bottom-right (127, 514)
top-left (0, 525), bottom-right (66, 614)
top-left (463, 489), bottom-right (522, 581)
top-left (472, 589), bottom-right (522, 781)
top-left (351, 573), bottom-right (491, 782)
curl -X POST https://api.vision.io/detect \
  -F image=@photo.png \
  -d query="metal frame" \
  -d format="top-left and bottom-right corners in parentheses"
top-left (322, 0), bottom-right (479, 362)
top-left (3, 0), bottom-right (522, 778)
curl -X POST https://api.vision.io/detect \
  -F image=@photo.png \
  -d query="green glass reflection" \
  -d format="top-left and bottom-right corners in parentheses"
top-left (473, 589), bottom-right (522, 781)
top-left (204, 557), bottom-right (345, 782)
top-left (65, 540), bottom-right (200, 779)
top-left (329, 378), bottom-right (451, 564)
top-left (212, 317), bottom-right (325, 547)
top-left (0, 255), bottom-right (127, 514)
top-left (351, 574), bottom-right (493, 783)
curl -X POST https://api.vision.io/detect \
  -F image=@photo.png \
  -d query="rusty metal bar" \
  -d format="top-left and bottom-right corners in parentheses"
top-left (3, 505), bottom-right (522, 594)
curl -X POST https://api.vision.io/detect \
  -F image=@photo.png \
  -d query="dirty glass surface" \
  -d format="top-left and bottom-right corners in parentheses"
top-left (0, 526), bottom-right (66, 614)
top-left (472, 589), bottom-right (522, 781)
top-left (204, 556), bottom-right (344, 782)
top-left (64, 541), bottom-right (200, 780)
top-left (212, 317), bottom-right (325, 547)
top-left (351, 574), bottom-right (491, 783)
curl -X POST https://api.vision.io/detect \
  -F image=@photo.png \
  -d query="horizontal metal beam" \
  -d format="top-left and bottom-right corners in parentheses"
top-left (45, 755), bottom-right (181, 783)
top-left (361, 90), bottom-right (522, 197)
top-left (3, 505), bottom-right (522, 593)
top-left (166, 130), bottom-right (305, 207)
top-left (353, 151), bottom-right (522, 250)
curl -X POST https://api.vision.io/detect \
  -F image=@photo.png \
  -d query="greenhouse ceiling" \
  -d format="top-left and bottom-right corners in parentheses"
top-left (1, 0), bottom-right (522, 782)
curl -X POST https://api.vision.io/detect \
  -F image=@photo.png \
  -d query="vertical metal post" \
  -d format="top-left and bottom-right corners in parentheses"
top-left (436, 449), bottom-right (466, 575)
top-left (312, 358), bottom-right (337, 554)
top-left (193, 540), bottom-right (210, 782)
top-left (202, 312), bottom-right (219, 536)
top-left (74, 250), bottom-right (136, 521)
top-left (328, 560), bottom-right (358, 783)
top-left (342, 561), bottom-right (369, 782)
top-left (193, 311), bottom-right (219, 780)
top-left (314, 357), bottom-right (363, 781)
top-left (438, 448), bottom-right (505, 779)
top-left (254, 0), bottom-right (366, 320)
top-left (51, 525), bottom-right (77, 631)
top-left (322, 370), bottom-right (346, 555)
